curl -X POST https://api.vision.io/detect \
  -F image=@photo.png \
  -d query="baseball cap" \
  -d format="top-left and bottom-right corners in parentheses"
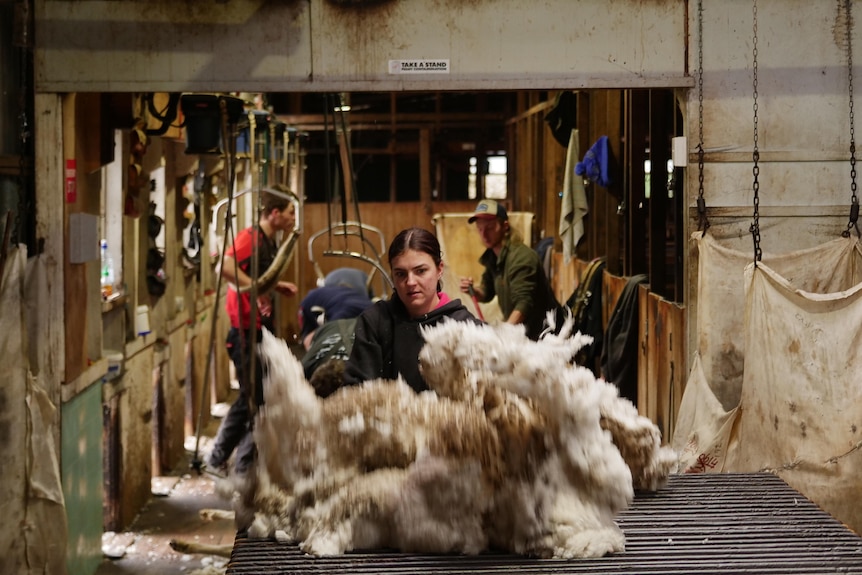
top-left (468, 199), bottom-right (508, 223)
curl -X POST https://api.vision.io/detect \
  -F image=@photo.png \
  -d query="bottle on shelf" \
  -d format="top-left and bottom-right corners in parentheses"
top-left (100, 239), bottom-right (115, 298)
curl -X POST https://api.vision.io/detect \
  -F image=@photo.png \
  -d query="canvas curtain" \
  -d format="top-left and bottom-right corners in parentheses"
top-left (673, 231), bottom-right (862, 534)
top-left (1, 246), bottom-right (68, 574)
top-left (725, 260), bottom-right (862, 534)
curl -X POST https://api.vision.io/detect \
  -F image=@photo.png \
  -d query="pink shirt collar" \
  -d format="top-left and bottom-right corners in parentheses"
top-left (436, 291), bottom-right (451, 308)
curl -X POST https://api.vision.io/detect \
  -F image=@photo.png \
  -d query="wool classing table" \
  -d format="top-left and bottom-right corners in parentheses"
top-left (226, 473), bottom-right (862, 574)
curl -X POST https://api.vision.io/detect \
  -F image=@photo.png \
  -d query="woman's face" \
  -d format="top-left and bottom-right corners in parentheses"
top-left (391, 248), bottom-right (443, 318)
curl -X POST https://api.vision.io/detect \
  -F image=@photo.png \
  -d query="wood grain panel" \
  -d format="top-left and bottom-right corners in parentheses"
top-left (638, 289), bottom-right (686, 444)
top-left (551, 254), bottom-right (596, 310)
top-left (551, 252), bottom-right (579, 306)
top-left (602, 271), bottom-right (628, 329)
top-left (661, 298), bottom-right (686, 443)
top-left (636, 284), bottom-right (652, 420)
top-left (189, 309), bottom-right (215, 439)
top-left (652, 293), bottom-right (670, 440)
top-left (63, 94), bottom-right (88, 383)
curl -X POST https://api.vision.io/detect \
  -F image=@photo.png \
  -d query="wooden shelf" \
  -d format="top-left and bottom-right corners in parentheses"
top-left (101, 292), bottom-right (127, 314)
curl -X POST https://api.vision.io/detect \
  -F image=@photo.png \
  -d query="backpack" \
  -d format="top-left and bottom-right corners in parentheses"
top-left (565, 257), bottom-right (606, 373)
top-left (303, 318), bottom-right (358, 397)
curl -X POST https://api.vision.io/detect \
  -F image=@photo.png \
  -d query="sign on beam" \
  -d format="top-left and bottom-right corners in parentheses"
top-left (388, 60), bottom-right (450, 74)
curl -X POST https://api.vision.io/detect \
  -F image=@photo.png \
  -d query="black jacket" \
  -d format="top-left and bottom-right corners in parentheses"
top-left (343, 295), bottom-right (480, 392)
top-left (600, 274), bottom-right (648, 404)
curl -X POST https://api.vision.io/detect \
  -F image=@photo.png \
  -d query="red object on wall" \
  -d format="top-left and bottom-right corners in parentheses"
top-left (65, 159), bottom-right (77, 203)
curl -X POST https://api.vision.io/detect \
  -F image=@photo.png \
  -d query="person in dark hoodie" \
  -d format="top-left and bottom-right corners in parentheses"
top-left (297, 282), bottom-right (372, 397)
top-left (343, 227), bottom-right (483, 393)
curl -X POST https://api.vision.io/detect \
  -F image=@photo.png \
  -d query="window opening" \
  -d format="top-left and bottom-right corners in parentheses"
top-left (99, 130), bottom-right (125, 300)
top-left (484, 155), bottom-right (507, 200)
top-left (468, 156), bottom-right (478, 199)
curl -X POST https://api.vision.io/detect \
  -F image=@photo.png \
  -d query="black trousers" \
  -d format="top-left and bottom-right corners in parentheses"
top-left (208, 327), bottom-right (264, 473)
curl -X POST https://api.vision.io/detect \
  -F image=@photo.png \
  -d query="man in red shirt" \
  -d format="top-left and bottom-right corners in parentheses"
top-left (209, 190), bottom-right (298, 475)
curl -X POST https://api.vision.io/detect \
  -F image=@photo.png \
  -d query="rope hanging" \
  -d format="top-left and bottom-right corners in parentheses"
top-left (696, 0), bottom-right (710, 232)
top-left (191, 97), bottom-right (243, 472)
top-left (320, 92), bottom-right (366, 248)
top-left (749, 0), bottom-right (762, 264)
top-left (843, 0), bottom-right (861, 239)
top-left (333, 94), bottom-right (350, 231)
top-left (309, 93), bottom-right (393, 294)
top-left (335, 93), bottom-right (369, 250)
top-left (322, 94), bottom-right (335, 244)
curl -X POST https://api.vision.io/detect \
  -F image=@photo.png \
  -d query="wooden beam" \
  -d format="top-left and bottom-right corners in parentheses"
top-left (689, 205), bottom-right (851, 218)
top-left (275, 112), bottom-right (507, 131)
top-left (419, 128), bottom-right (431, 211)
top-left (34, 93), bottom-right (67, 403)
top-left (0, 156), bottom-right (24, 176)
top-left (505, 100), bottom-right (555, 125)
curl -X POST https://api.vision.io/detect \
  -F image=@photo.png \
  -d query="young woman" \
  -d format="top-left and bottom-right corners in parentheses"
top-left (343, 227), bottom-right (482, 392)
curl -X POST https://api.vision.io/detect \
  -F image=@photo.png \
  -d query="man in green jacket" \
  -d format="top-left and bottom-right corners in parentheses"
top-left (459, 199), bottom-right (562, 340)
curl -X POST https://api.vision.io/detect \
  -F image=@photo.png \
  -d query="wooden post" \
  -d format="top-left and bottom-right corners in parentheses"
top-left (419, 128), bottom-right (432, 213)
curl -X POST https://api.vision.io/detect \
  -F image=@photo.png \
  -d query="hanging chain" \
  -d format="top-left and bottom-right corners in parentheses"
top-left (696, 0), bottom-right (709, 232)
top-left (749, 0), bottom-right (762, 263)
top-left (844, 0), bottom-right (860, 238)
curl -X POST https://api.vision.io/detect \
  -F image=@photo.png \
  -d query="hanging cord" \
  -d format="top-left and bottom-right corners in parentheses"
top-left (749, 0), bottom-right (762, 264)
top-left (695, 0), bottom-right (710, 232)
top-left (843, 0), bottom-right (861, 239)
top-left (248, 110), bottom-right (264, 397)
top-left (322, 94), bottom-right (334, 248)
top-left (328, 93), bottom-right (369, 254)
top-left (321, 93), bottom-right (371, 258)
top-left (190, 97), bottom-right (241, 473)
top-left (246, 191), bottom-right (262, 414)
top-left (333, 94), bottom-right (350, 233)
top-left (241, 110), bottom-right (263, 415)
top-left (335, 93), bottom-right (367, 251)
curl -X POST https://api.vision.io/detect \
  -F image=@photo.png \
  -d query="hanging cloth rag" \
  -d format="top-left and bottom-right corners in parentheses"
top-left (559, 129), bottom-right (589, 264)
top-left (726, 259), bottom-right (862, 535)
top-left (575, 135), bottom-right (612, 188)
top-left (673, 232), bottom-right (862, 473)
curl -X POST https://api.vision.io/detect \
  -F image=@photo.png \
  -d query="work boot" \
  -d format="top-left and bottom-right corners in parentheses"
top-left (205, 448), bottom-right (230, 478)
